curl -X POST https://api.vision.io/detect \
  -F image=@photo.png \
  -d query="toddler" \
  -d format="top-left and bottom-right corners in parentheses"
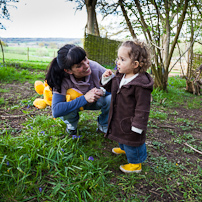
top-left (101, 39), bottom-right (153, 173)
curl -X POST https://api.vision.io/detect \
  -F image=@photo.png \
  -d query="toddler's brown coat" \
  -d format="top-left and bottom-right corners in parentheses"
top-left (102, 71), bottom-right (153, 147)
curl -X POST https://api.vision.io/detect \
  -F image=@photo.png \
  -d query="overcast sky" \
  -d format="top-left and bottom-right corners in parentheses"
top-left (0, 0), bottom-right (88, 38)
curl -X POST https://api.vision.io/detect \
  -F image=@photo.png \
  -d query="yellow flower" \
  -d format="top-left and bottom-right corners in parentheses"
top-left (80, 155), bottom-right (83, 161)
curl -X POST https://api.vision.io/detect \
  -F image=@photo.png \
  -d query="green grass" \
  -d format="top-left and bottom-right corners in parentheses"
top-left (0, 63), bottom-right (46, 84)
top-left (1, 46), bottom-right (57, 62)
top-left (0, 114), bottom-right (114, 201)
top-left (152, 76), bottom-right (202, 109)
top-left (0, 59), bottom-right (202, 201)
top-left (4, 59), bottom-right (49, 70)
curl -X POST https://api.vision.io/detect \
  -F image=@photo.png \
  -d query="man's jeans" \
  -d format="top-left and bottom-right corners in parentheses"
top-left (60, 94), bottom-right (111, 131)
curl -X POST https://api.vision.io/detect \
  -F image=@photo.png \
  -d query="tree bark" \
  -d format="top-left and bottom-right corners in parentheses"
top-left (186, 64), bottom-right (202, 95)
top-left (187, 7), bottom-right (194, 79)
top-left (85, 0), bottom-right (100, 36)
top-left (164, 0), bottom-right (170, 70)
top-left (0, 40), bottom-right (5, 64)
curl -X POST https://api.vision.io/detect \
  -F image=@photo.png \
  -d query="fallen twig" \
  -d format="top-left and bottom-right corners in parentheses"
top-left (0, 113), bottom-right (35, 119)
top-left (149, 190), bottom-right (160, 195)
top-left (160, 125), bottom-right (176, 129)
top-left (184, 142), bottom-right (202, 155)
top-left (0, 128), bottom-right (22, 130)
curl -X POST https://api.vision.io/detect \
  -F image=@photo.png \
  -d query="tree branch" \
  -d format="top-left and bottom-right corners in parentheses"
top-left (184, 143), bottom-right (202, 155)
top-left (118, 0), bottom-right (137, 39)
top-left (169, 24), bottom-right (202, 73)
top-left (167, 0), bottom-right (189, 70)
top-left (196, 41), bottom-right (202, 45)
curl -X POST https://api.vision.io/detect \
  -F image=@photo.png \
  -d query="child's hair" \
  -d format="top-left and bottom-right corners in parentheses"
top-left (121, 39), bottom-right (151, 73)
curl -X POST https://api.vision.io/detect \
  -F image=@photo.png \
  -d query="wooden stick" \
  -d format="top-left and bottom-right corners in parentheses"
top-left (0, 128), bottom-right (21, 130)
top-left (149, 190), bottom-right (160, 195)
top-left (160, 125), bottom-right (176, 129)
top-left (0, 113), bottom-right (35, 119)
top-left (150, 40), bottom-right (164, 50)
top-left (184, 142), bottom-right (202, 155)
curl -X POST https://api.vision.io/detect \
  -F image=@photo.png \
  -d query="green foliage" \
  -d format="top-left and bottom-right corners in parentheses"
top-left (84, 34), bottom-right (121, 67)
top-left (0, 41), bottom-right (8, 46)
top-left (0, 0), bottom-right (19, 29)
top-left (194, 44), bottom-right (202, 55)
top-left (0, 97), bottom-right (4, 105)
top-left (193, 53), bottom-right (202, 69)
top-left (0, 63), bottom-right (45, 83)
top-left (151, 76), bottom-right (201, 109)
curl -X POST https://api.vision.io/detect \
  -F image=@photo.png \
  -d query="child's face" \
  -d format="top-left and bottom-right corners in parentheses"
top-left (117, 46), bottom-right (137, 77)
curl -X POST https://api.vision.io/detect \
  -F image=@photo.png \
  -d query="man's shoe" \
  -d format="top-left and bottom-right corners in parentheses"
top-left (96, 123), bottom-right (108, 134)
top-left (119, 163), bottom-right (142, 173)
top-left (112, 148), bottom-right (126, 154)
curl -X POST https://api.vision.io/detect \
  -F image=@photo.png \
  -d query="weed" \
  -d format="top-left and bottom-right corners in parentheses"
top-left (149, 109), bottom-right (168, 120)
top-left (152, 141), bottom-right (164, 150)
top-left (0, 97), bottom-right (4, 105)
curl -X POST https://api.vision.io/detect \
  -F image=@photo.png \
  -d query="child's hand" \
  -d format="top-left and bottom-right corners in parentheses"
top-left (103, 69), bottom-right (113, 78)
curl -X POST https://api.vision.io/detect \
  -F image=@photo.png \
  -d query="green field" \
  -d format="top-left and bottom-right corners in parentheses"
top-left (1, 46), bottom-right (56, 63)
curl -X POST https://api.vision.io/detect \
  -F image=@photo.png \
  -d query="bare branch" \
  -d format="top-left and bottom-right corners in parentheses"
top-left (176, 42), bottom-right (186, 77)
top-left (196, 41), bottom-right (202, 45)
top-left (149, 40), bottom-right (164, 50)
top-left (169, 23), bottom-right (202, 73)
top-left (118, 0), bottom-right (137, 39)
top-left (184, 143), bottom-right (202, 155)
top-left (167, 0), bottom-right (189, 70)
top-left (0, 113), bottom-right (36, 119)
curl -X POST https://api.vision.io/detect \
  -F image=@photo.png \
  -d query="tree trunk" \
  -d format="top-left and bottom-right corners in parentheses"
top-left (85, 0), bottom-right (100, 36)
top-left (186, 64), bottom-right (202, 95)
top-left (187, 7), bottom-right (194, 80)
top-left (164, 0), bottom-right (170, 70)
top-left (0, 40), bottom-right (5, 64)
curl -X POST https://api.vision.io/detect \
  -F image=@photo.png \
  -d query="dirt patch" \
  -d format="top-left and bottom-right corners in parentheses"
top-left (0, 82), bottom-right (51, 134)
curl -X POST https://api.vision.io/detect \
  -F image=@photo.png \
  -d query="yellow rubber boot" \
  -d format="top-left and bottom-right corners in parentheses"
top-left (112, 148), bottom-right (126, 154)
top-left (120, 163), bottom-right (142, 173)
